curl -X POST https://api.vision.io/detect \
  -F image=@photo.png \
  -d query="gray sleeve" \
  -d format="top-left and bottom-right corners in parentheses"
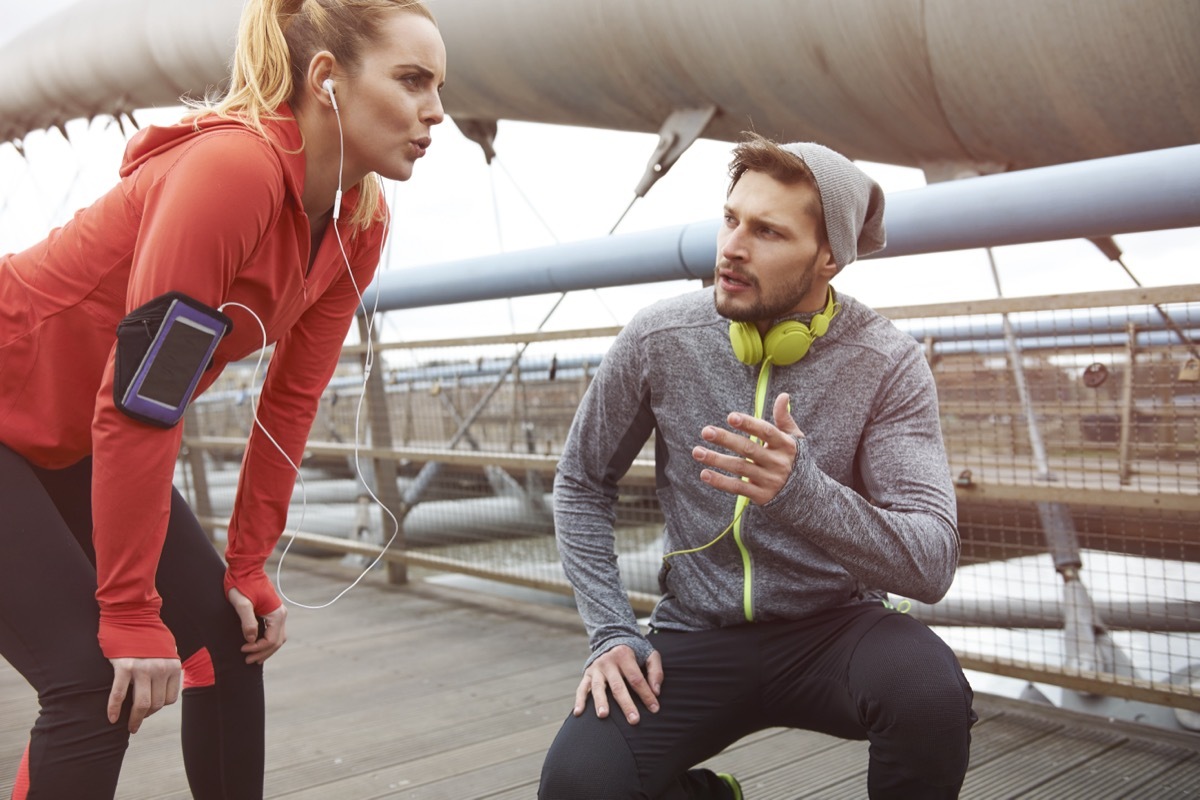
top-left (554, 321), bottom-right (657, 668)
top-left (762, 340), bottom-right (959, 602)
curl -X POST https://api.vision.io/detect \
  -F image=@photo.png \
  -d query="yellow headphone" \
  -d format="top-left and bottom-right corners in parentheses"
top-left (728, 287), bottom-right (840, 366)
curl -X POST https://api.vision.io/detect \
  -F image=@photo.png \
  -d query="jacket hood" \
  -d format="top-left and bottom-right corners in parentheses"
top-left (119, 105), bottom-right (305, 202)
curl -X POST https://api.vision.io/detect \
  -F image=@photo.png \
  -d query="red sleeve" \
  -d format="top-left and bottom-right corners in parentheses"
top-left (92, 131), bottom-right (284, 659)
top-left (223, 214), bottom-right (386, 616)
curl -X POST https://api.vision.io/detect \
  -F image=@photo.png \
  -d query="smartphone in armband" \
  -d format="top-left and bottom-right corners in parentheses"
top-left (114, 292), bottom-right (233, 428)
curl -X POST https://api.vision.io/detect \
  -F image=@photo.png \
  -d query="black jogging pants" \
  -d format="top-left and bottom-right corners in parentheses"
top-left (0, 444), bottom-right (264, 800)
top-left (539, 602), bottom-right (976, 799)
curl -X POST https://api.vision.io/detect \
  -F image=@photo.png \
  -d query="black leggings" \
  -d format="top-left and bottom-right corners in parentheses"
top-left (0, 444), bottom-right (264, 799)
top-left (539, 603), bottom-right (976, 799)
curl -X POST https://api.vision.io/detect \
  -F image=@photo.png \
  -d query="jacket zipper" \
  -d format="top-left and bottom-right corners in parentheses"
top-left (734, 359), bottom-right (775, 622)
top-left (732, 494), bottom-right (753, 621)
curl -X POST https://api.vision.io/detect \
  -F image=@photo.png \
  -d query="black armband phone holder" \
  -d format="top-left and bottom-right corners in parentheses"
top-left (114, 292), bottom-right (232, 428)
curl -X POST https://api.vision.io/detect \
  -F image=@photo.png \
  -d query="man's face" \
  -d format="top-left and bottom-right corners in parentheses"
top-left (713, 170), bottom-right (834, 326)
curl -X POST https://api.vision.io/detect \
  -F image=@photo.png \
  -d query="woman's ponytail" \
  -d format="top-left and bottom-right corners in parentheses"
top-left (214, 0), bottom-right (300, 131)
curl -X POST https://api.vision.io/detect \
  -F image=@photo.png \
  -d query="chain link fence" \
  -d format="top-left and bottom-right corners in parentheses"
top-left (177, 284), bottom-right (1200, 714)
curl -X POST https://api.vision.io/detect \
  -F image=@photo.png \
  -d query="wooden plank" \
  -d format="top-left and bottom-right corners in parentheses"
top-left (278, 721), bottom-right (563, 799)
top-left (961, 724), bottom-right (1124, 799)
top-left (3, 559), bottom-right (1199, 800)
top-left (693, 728), bottom-right (859, 799)
top-left (1022, 738), bottom-right (1200, 799)
top-left (1149, 753), bottom-right (1200, 795)
top-left (875, 284), bottom-right (1200, 321)
top-left (374, 751), bottom-right (548, 800)
top-left (793, 710), bottom-right (1044, 799)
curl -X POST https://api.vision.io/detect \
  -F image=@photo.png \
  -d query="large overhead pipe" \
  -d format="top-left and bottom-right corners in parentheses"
top-left (365, 144), bottom-right (1200, 312)
top-left (2, 0), bottom-right (1198, 173)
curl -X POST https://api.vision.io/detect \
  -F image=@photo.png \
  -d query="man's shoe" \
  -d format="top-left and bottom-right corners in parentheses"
top-left (717, 772), bottom-right (744, 800)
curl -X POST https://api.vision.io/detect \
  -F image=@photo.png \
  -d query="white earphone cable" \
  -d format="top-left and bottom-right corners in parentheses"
top-left (222, 86), bottom-right (400, 612)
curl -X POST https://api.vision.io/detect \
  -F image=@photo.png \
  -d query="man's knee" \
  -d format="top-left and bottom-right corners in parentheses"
top-left (882, 668), bottom-right (974, 781)
top-left (852, 615), bottom-right (975, 782)
top-left (875, 656), bottom-right (971, 725)
top-left (539, 713), bottom-right (642, 800)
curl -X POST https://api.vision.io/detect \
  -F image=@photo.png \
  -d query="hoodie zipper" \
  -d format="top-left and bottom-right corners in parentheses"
top-left (734, 358), bottom-right (775, 622)
top-left (732, 493), bottom-right (753, 621)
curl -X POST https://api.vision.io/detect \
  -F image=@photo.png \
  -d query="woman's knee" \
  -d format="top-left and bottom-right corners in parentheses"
top-left (182, 644), bottom-right (263, 695)
top-left (36, 671), bottom-right (133, 756)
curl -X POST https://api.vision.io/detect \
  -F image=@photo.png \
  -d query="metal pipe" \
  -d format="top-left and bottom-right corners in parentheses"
top-left (931, 328), bottom-right (1200, 356)
top-left (899, 306), bottom-right (1199, 345)
top-left (5, 0), bottom-right (1198, 172)
top-left (189, 325), bottom-right (1200, 408)
top-left (365, 145), bottom-right (1200, 312)
top-left (903, 597), bottom-right (1200, 633)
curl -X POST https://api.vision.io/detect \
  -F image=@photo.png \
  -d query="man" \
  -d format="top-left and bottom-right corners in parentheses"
top-left (539, 134), bottom-right (975, 799)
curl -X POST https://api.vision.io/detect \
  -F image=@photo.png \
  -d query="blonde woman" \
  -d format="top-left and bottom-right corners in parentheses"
top-left (0, 1), bottom-right (445, 797)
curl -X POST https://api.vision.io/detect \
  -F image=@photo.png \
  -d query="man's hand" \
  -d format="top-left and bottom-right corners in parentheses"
top-left (227, 587), bottom-right (288, 665)
top-left (107, 657), bottom-right (181, 733)
top-left (692, 392), bottom-right (804, 505)
top-left (574, 645), bottom-right (663, 725)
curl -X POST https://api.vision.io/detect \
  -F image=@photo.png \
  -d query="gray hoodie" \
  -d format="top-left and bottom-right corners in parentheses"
top-left (554, 287), bottom-right (959, 667)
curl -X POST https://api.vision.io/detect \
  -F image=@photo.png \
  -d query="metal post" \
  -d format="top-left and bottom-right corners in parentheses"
top-left (987, 252), bottom-right (1052, 479)
top-left (403, 379), bottom-right (414, 445)
top-left (1118, 321), bottom-right (1138, 486)
top-left (509, 360), bottom-right (521, 451)
top-left (356, 315), bottom-right (407, 584)
top-left (183, 406), bottom-right (217, 544)
top-left (986, 248), bottom-right (1097, 673)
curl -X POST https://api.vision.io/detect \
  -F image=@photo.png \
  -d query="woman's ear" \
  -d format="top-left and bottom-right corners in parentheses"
top-left (303, 50), bottom-right (338, 109)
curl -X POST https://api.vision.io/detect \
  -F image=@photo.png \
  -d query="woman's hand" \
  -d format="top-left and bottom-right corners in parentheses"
top-left (227, 587), bottom-right (288, 665)
top-left (107, 657), bottom-right (181, 733)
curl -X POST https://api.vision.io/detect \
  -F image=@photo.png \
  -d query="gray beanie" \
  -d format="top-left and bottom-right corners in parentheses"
top-left (780, 142), bottom-right (886, 271)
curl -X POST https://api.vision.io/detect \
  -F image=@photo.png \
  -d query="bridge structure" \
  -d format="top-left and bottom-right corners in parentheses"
top-left (1, 0), bottom-right (1199, 792)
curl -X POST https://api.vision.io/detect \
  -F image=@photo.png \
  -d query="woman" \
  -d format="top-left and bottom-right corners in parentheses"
top-left (0, 0), bottom-right (445, 796)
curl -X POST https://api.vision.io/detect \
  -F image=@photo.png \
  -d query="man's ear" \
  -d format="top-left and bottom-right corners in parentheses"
top-left (815, 245), bottom-right (839, 280)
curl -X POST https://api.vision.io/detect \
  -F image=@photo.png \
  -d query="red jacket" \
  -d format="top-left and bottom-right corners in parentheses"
top-left (0, 109), bottom-right (385, 660)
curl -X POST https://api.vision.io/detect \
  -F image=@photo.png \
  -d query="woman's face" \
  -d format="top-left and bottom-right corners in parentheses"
top-left (336, 11), bottom-right (446, 183)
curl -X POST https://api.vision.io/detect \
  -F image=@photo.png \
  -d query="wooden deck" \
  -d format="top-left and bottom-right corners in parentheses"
top-left (2, 557), bottom-right (1198, 799)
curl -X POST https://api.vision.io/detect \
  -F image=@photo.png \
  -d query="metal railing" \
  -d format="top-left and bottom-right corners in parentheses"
top-left (178, 283), bottom-right (1200, 714)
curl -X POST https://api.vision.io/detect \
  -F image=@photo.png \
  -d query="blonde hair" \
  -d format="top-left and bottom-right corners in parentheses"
top-left (197, 0), bottom-right (436, 231)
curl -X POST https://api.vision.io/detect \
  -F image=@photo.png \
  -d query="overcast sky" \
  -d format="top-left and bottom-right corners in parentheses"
top-left (1, 0), bottom-right (76, 42)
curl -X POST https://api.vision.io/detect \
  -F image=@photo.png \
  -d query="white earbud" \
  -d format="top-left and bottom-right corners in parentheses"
top-left (322, 76), bottom-right (344, 219)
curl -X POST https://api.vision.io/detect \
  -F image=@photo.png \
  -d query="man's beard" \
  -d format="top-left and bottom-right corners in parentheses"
top-left (713, 258), bottom-right (818, 323)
